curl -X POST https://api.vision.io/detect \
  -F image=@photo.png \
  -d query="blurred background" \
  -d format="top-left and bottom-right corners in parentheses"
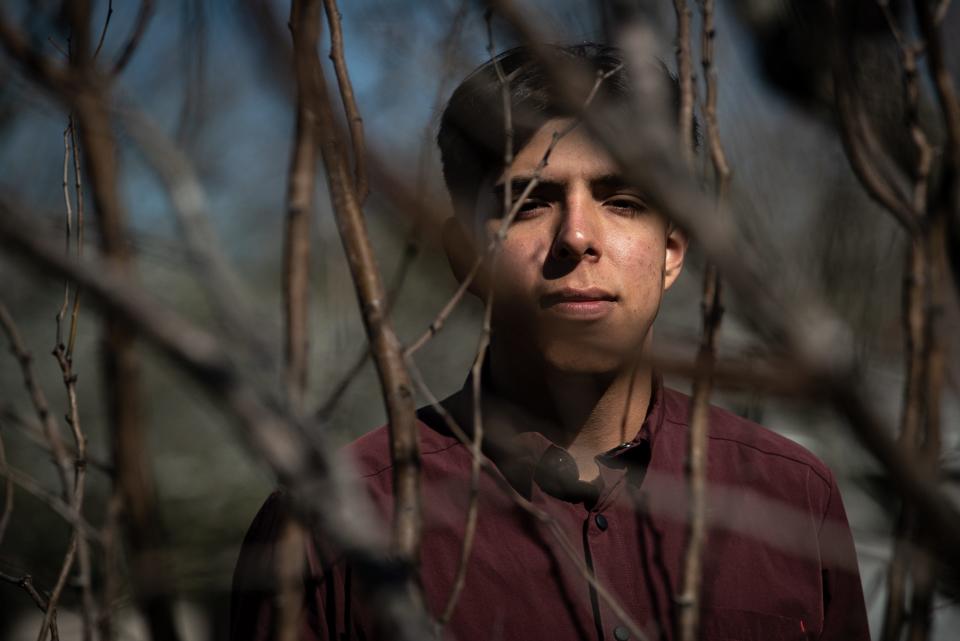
top-left (1, 0), bottom-right (959, 639)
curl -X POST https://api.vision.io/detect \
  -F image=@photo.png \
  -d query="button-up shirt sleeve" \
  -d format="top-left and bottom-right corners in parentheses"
top-left (818, 473), bottom-right (870, 640)
top-left (230, 491), bottom-right (331, 641)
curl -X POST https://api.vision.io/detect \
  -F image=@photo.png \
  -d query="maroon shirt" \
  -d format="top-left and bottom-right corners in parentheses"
top-left (232, 377), bottom-right (869, 641)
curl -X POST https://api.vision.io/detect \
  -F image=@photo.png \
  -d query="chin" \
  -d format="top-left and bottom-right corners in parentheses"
top-left (539, 340), bottom-right (636, 376)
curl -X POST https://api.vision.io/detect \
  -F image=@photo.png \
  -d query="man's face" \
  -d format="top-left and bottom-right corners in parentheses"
top-left (479, 118), bottom-right (687, 374)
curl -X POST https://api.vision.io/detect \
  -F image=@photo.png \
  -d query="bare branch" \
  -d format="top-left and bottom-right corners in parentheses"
top-left (0, 201), bottom-right (434, 641)
top-left (0, 429), bottom-right (13, 546)
top-left (0, 464), bottom-right (102, 544)
top-left (66, 119), bottom-right (85, 358)
top-left (677, 2), bottom-right (730, 638)
top-left (672, 0), bottom-right (695, 165)
top-left (322, 0), bottom-right (368, 202)
top-left (0, 570), bottom-right (50, 612)
top-left (93, 0), bottom-right (114, 59)
top-left (285, 0), bottom-right (322, 411)
top-left (0, 302), bottom-right (74, 500)
top-left (112, 0), bottom-right (155, 74)
top-left (306, 1), bottom-right (423, 567)
top-left (56, 126), bottom-right (73, 350)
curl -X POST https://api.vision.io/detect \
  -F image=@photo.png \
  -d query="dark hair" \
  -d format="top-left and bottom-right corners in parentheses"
top-left (436, 43), bottom-right (686, 220)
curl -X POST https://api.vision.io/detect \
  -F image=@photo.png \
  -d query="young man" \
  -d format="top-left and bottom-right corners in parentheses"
top-left (232, 44), bottom-right (870, 641)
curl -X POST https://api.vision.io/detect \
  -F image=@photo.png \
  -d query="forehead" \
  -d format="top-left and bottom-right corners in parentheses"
top-left (502, 118), bottom-right (617, 182)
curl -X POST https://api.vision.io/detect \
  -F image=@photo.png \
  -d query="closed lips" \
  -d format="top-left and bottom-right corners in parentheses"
top-left (540, 288), bottom-right (617, 307)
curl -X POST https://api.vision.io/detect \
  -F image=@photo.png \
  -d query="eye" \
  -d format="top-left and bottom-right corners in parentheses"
top-left (604, 195), bottom-right (648, 216)
top-left (514, 198), bottom-right (550, 220)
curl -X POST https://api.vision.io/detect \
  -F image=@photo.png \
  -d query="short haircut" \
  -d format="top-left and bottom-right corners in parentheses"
top-left (436, 43), bottom-right (687, 223)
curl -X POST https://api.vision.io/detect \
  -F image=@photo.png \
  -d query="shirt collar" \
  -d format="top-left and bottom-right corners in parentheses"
top-left (423, 366), bottom-right (666, 502)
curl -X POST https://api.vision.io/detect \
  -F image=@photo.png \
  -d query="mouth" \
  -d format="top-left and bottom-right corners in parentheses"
top-left (540, 287), bottom-right (618, 320)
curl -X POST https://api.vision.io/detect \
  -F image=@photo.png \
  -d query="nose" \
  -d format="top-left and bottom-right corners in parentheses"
top-left (550, 193), bottom-right (601, 262)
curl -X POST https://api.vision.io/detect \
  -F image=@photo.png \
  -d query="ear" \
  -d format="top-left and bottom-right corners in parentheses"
top-left (441, 217), bottom-right (489, 297)
top-left (663, 223), bottom-right (688, 291)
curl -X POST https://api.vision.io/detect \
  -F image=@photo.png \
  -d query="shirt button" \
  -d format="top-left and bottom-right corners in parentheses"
top-left (613, 626), bottom-right (630, 641)
top-left (595, 514), bottom-right (608, 531)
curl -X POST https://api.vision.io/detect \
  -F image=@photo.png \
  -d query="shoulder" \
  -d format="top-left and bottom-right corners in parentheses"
top-left (660, 386), bottom-right (834, 490)
top-left (344, 410), bottom-right (465, 480)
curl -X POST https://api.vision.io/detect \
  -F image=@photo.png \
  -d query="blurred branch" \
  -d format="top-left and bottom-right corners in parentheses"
top-left (0, 464), bottom-right (102, 545)
top-left (93, 0), bottom-right (114, 59)
top-left (63, 2), bottom-right (180, 638)
top-left (117, 106), bottom-right (273, 365)
top-left (284, 0), bottom-right (322, 412)
top-left (915, 0), bottom-right (960, 295)
top-left (0, 203), bottom-right (434, 641)
top-left (322, 0), bottom-right (368, 202)
top-left (0, 570), bottom-right (50, 613)
top-left (112, 0), bottom-right (154, 74)
top-left (830, 2), bottom-right (919, 233)
top-left (678, 1), bottom-right (730, 638)
top-left (0, 430), bottom-right (12, 546)
top-left (672, 0), bottom-right (695, 165)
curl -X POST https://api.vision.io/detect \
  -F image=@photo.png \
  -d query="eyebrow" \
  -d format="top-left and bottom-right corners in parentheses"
top-left (491, 173), bottom-right (639, 199)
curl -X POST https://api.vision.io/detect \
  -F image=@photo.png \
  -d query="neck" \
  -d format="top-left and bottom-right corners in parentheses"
top-left (488, 343), bottom-right (654, 480)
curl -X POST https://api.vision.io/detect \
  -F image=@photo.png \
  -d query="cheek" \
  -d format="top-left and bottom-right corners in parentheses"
top-left (611, 237), bottom-right (666, 304)
top-left (490, 234), bottom-right (545, 290)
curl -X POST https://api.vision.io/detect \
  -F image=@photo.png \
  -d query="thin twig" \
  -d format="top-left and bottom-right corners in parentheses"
top-left (0, 302), bottom-right (74, 500)
top-left (874, 5), bottom-right (933, 638)
top-left (672, 0), bottom-right (695, 165)
top-left (437, 15), bottom-right (510, 625)
top-left (51, 342), bottom-right (95, 641)
top-left (93, 0), bottom-right (114, 59)
top-left (63, 3), bottom-right (181, 638)
top-left (677, 2), bottom-right (729, 638)
top-left (56, 126), bottom-right (73, 350)
top-left (0, 570), bottom-right (50, 612)
top-left (66, 118), bottom-right (84, 359)
top-left (112, 0), bottom-right (154, 74)
top-left (0, 203), bottom-right (434, 641)
top-left (322, 0), bottom-right (368, 202)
